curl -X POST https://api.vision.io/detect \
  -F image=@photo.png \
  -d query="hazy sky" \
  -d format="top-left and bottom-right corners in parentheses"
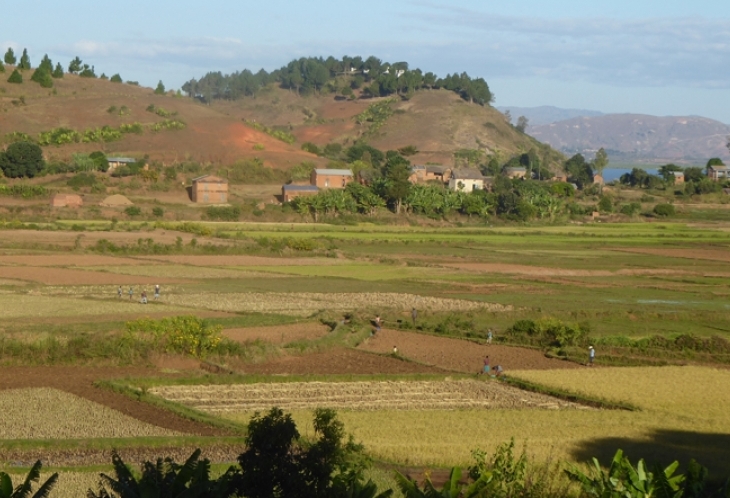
top-left (3, 0), bottom-right (729, 122)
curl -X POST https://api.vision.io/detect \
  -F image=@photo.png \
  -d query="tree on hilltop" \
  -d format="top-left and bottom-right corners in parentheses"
top-left (516, 115), bottom-right (529, 133)
top-left (4, 47), bottom-right (16, 65)
top-left (154, 80), bottom-right (166, 94)
top-left (18, 48), bottom-right (31, 70)
top-left (68, 56), bottom-right (82, 74)
top-left (79, 64), bottom-right (96, 78)
top-left (110, 73), bottom-right (122, 83)
top-left (38, 54), bottom-right (53, 73)
top-left (7, 69), bottom-right (22, 84)
top-left (52, 63), bottom-right (64, 78)
top-left (30, 67), bottom-right (53, 88)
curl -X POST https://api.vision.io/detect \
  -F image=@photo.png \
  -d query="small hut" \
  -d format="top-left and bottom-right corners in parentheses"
top-left (192, 175), bottom-right (228, 204)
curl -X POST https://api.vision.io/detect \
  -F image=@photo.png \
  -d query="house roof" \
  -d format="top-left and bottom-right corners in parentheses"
top-left (314, 169), bottom-right (353, 176)
top-left (426, 165), bottom-right (448, 174)
top-left (450, 169), bottom-right (485, 180)
top-left (192, 175), bottom-right (227, 184)
top-left (505, 167), bottom-right (527, 173)
top-left (106, 157), bottom-right (136, 163)
top-left (283, 185), bottom-right (319, 192)
top-left (709, 164), bottom-right (729, 171)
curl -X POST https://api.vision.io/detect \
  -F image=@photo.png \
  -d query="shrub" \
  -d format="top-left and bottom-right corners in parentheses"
top-left (7, 69), bottom-right (22, 84)
top-left (124, 206), bottom-right (142, 217)
top-left (125, 315), bottom-right (223, 358)
top-left (110, 73), bottom-right (122, 83)
top-left (206, 205), bottom-right (241, 221)
top-left (597, 195), bottom-right (613, 213)
top-left (653, 203), bottom-right (676, 217)
top-left (67, 172), bottom-right (97, 189)
top-left (152, 206), bottom-right (164, 217)
top-left (253, 143), bottom-right (265, 151)
top-left (301, 142), bottom-right (320, 155)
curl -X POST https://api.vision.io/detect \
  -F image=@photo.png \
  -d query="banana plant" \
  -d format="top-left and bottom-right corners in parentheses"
top-left (565, 449), bottom-right (685, 498)
top-left (0, 460), bottom-right (58, 498)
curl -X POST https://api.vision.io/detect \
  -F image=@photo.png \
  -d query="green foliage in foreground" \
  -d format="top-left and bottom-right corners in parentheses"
top-left (0, 460), bottom-right (57, 498)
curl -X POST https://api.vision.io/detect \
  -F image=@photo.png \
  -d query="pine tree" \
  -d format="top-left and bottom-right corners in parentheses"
top-left (68, 56), bottom-right (82, 74)
top-left (110, 73), bottom-right (122, 83)
top-left (38, 54), bottom-right (53, 72)
top-left (7, 69), bottom-right (22, 84)
top-left (0, 60), bottom-right (4, 73)
top-left (18, 48), bottom-right (31, 70)
top-left (31, 67), bottom-right (53, 88)
top-left (4, 47), bottom-right (16, 65)
top-left (52, 63), bottom-right (64, 78)
top-left (154, 80), bottom-right (166, 94)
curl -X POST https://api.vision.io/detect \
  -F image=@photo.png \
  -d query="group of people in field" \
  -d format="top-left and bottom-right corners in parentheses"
top-left (370, 313), bottom-right (597, 375)
top-left (117, 284), bottom-right (161, 304)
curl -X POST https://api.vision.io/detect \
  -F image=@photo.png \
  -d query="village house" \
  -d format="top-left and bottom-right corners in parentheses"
top-left (671, 171), bottom-right (685, 185)
top-left (707, 164), bottom-right (729, 182)
top-left (282, 184), bottom-right (319, 203)
top-left (448, 169), bottom-right (487, 192)
top-left (504, 167), bottom-right (528, 179)
top-left (106, 157), bottom-right (137, 172)
top-left (191, 175), bottom-right (228, 204)
top-left (311, 169), bottom-right (353, 189)
top-left (409, 165), bottom-right (451, 184)
top-left (50, 194), bottom-right (83, 208)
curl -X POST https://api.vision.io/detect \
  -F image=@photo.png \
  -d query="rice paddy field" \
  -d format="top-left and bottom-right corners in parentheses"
top-left (1, 220), bottom-right (730, 495)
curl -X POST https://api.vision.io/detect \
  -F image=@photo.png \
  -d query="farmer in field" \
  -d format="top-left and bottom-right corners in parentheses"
top-left (128, 286), bottom-right (134, 301)
top-left (117, 286), bottom-right (122, 299)
top-left (588, 346), bottom-right (595, 366)
top-left (374, 315), bottom-right (382, 333)
top-left (487, 329), bottom-right (493, 344)
top-left (154, 284), bottom-right (160, 300)
top-left (411, 307), bottom-right (418, 327)
top-left (480, 355), bottom-right (490, 375)
top-left (494, 365), bottom-right (504, 377)
top-left (140, 290), bottom-right (148, 304)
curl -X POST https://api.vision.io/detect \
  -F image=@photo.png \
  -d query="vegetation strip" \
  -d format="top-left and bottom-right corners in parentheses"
top-left (95, 380), bottom-right (246, 435)
top-left (500, 376), bottom-right (638, 411)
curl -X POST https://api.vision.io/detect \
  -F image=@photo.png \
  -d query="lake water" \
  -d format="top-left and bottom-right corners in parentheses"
top-left (603, 168), bottom-right (659, 182)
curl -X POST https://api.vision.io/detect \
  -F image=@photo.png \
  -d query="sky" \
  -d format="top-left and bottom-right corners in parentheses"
top-left (3, 0), bottom-right (729, 122)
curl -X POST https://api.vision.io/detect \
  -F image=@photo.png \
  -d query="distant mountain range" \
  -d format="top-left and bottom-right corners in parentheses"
top-left (507, 108), bottom-right (730, 164)
top-left (497, 106), bottom-right (604, 126)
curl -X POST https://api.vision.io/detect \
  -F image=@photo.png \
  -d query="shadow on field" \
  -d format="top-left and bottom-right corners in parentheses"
top-left (572, 429), bottom-right (730, 482)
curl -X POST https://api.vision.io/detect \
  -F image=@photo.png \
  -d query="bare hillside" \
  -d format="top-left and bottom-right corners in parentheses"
top-left (0, 70), bottom-right (322, 168)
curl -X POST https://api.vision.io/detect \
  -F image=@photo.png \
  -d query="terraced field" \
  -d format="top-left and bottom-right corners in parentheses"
top-left (150, 380), bottom-right (589, 413)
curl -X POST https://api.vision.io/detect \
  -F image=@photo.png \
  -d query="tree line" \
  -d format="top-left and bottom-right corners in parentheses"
top-left (182, 55), bottom-right (493, 105)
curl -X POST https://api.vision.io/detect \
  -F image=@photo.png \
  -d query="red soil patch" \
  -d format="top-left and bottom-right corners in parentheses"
top-left (0, 266), bottom-right (187, 285)
top-left (358, 329), bottom-right (580, 373)
top-left (239, 347), bottom-right (442, 375)
top-left (223, 323), bottom-right (330, 344)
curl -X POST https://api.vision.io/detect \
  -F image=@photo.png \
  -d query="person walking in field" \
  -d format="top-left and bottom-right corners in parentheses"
top-left (140, 291), bottom-right (148, 304)
top-left (487, 329), bottom-right (493, 344)
top-left (411, 308), bottom-right (418, 327)
top-left (588, 346), bottom-right (595, 366)
top-left (117, 286), bottom-right (122, 299)
top-left (480, 355), bottom-right (490, 375)
top-left (154, 284), bottom-right (160, 300)
top-left (128, 286), bottom-right (134, 301)
top-left (374, 315), bottom-right (382, 333)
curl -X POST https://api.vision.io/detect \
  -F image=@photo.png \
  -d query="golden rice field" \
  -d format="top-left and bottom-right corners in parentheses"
top-left (160, 292), bottom-right (509, 315)
top-left (0, 388), bottom-right (181, 439)
top-left (198, 367), bottom-right (730, 470)
top-left (149, 380), bottom-right (588, 413)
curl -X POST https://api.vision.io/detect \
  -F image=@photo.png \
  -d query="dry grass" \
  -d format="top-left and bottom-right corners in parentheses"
top-left (0, 388), bottom-right (180, 439)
